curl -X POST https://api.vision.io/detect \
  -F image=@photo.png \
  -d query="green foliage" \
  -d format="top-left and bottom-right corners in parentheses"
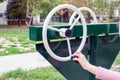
top-left (28, 0), bottom-right (62, 16)
top-left (109, 1), bottom-right (119, 18)
top-left (7, 0), bottom-right (26, 19)
top-left (88, 0), bottom-right (109, 12)
top-left (94, 0), bottom-right (108, 9)
top-left (88, 0), bottom-right (119, 22)
top-left (6, 0), bottom-right (63, 18)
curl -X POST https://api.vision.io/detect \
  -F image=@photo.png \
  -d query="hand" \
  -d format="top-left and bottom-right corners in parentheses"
top-left (72, 52), bottom-right (98, 75)
top-left (72, 52), bottom-right (91, 70)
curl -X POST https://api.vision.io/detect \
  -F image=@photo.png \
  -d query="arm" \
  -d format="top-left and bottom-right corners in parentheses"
top-left (72, 52), bottom-right (120, 80)
top-left (96, 67), bottom-right (120, 80)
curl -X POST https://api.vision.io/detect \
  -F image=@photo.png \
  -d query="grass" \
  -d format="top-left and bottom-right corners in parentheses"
top-left (113, 52), bottom-right (120, 65)
top-left (0, 45), bottom-right (3, 48)
top-left (0, 30), bottom-right (36, 56)
top-left (0, 67), bottom-right (66, 80)
top-left (4, 47), bottom-right (21, 55)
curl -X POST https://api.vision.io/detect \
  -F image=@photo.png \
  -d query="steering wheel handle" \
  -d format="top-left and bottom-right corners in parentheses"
top-left (69, 7), bottom-right (97, 25)
top-left (43, 4), bottom-right (87, 61)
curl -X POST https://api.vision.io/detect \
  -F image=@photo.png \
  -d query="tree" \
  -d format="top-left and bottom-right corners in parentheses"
top-left (27, 0), bottom-right (62, 16)
top-left (0, 0), bottom-right (3, 2)
top-left (7, 0), bottom-right (26, 19)
top-left (88, 0), bottom-right (119, 22)
top-left (60, 0), bottom-right (88, 7)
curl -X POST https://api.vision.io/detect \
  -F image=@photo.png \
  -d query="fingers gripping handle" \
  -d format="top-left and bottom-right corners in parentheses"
top-left (71, 56), bottom-right (79, 63)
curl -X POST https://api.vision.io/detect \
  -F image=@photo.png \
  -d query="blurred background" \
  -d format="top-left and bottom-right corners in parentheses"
top-left (0, 0), bottom-right (120, 80)
top-left (0, 0), bottom-right (120, 26)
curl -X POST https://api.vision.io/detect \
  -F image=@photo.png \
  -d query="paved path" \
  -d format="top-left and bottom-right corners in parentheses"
top-left (0, 52), bottom-right (51, 75)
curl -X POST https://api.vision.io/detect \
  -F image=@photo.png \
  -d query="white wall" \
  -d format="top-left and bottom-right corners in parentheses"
top-left (0, 1), bottom-right (7, 13)
top-left (33, 15), bottom-right (40, 25)
top-left (0, 1), bottom-right (8, 25)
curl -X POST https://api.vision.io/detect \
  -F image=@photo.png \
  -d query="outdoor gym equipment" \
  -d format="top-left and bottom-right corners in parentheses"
top-left (69, 7), bottom-right (97, 25)
top-left (29, 4), bottom-right (120, 80)
top-left (43, 4), bottom-right (87, 61)
top-left (107, 23), bottom-right (120, 43)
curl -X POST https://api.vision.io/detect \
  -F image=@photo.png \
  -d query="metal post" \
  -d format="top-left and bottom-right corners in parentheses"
top-left (88, 35), bottom-right (99, 80)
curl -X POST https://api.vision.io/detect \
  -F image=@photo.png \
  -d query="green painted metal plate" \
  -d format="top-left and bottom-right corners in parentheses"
top-left (29, 23), bottom-right (119, 41)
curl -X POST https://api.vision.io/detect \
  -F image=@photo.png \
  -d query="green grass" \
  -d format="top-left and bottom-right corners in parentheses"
top-left (0, 30), bottom-right (26, 37)
top-left (0, 45), bottom-right (3, 48)
top-left (10, 45), bottom-right (17, 47)
top-left (113, 52), bottom-right (120, 65)
top-left (6, 37), bottom-right (17, 42)
top-left (0, 30), bottom-right (36, 56)
top-left (0, 67), bottom-right (66, 80)
top-left (111, 52), bottom-right (120, 71)
top-left (4, 47), bottom-right (21, 55)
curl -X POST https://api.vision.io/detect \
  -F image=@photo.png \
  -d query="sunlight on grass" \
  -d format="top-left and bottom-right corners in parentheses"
top-left (0, 67), bottom-right (66, 80)
top-left (111, 52), bottom-right (120, 71)
top-left (4, 47), bottom-right (20, 55)
top-left (113, 52), bottom-right (120, 65)
top-left (0, 30), bottom-right (36, 56)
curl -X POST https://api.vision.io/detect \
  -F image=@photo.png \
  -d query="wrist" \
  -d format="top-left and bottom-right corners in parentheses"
top-left (84, 63), bottom-right (92, 70)
top-left (85, 64), bottom-right (98, 75)
top-left (80, 62), bottom-right (91, 70)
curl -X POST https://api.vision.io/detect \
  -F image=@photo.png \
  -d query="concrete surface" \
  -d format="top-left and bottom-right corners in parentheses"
top-left (0, 52), bottom-right (51, 75)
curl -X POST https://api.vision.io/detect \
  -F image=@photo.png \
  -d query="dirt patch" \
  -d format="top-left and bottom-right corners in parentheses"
top-left (0, 37), bottom-right (12, 48)
top-left (111, 64), bottom-right (120, 71)
top-left (0, 25), bottom-right (28, 30)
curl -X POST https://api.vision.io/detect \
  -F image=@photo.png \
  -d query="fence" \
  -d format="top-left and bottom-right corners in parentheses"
top-left (7, 19), bottom-right (26, 25)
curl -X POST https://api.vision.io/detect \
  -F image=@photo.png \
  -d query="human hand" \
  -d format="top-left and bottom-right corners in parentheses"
top-left (72, 52), bottom-right (91, 70)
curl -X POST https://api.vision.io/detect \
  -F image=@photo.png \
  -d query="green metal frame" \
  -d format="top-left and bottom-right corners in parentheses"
top-left (29, 22), bottom-right (120, 80)
top-left (29, 23), bottom-right (119, 41)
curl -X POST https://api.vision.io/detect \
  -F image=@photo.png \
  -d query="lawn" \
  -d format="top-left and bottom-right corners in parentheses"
top-left (0, 29), bottom-right (36, 56)
top-left (0, 67), bottom-right (66, 80)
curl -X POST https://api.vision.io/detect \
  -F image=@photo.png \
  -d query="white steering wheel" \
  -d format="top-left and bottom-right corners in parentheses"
top-left (43, 4), bottom-right (87, 61)
top-left (69, 7), bottom-right (97, 25)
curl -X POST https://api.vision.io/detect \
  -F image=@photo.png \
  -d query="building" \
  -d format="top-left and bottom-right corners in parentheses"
top-left (0, 0), bottom-right (7, 25)
top-left (0, 0), bottom-right (26, 25)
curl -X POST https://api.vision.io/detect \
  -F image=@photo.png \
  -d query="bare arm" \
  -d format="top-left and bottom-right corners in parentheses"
top-left (72, 52), bottom-right (120, 80)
